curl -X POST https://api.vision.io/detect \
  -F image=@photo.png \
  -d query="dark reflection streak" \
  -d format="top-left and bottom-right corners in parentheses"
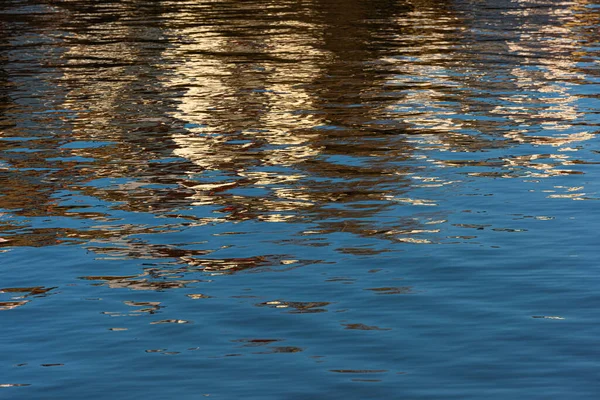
top-left (0, 0), bottom-right (200, 249)
top-left (292, 0), bottom-right (447, 238)
top-left (0, 25), bottom-right (11, 127)
top-left (0, 1), bottom-right (77, 246)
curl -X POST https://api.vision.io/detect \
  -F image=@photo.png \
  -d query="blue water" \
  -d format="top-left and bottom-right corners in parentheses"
top-left (1, 0), bottom-right (600, 398)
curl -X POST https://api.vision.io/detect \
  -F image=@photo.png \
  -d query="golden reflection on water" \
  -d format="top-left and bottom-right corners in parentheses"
top-left (0, 0), bottom-right (598, 261)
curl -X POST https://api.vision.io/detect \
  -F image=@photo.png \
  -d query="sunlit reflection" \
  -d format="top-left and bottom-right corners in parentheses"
top-left (0, 0), bottom-right (599, 397)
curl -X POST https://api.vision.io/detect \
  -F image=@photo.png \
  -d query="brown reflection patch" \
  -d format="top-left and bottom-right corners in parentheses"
top-left (233, 338), bottom-right (282, 347)
top-left (343, 323), bottom-right (390, 331)
top-left (310, 217), bottom-right (439, 245)
top-left (325, 277), bottom-right (355, 284)
top-left (0, 286), bottom-right (56, 297)
top-left (181, 254), bottom-right (315, 275)
top-left (0, 301), bottom-right (29, 310)
top-left (330, 370), bottom-right (387, 374)
top-left (150, 319), bottom-right (190, 324)
top-left (0, 286), bottom-right (56, 311)
top-left (123, 300), bottom-right (162, 314)
top-left (0, 227), bottom-right (154, 248)
top-left (144, 349), bottom-right (181, 355)
top-left (181, 255), bottom-right (270, 274)
top-left (453, 224), bottom-right (490, 230)
top-left (87, 243), bottom-right (213, 261)
top-left (124, 300), bottom-right (161, 307)
top-left (257, 300), bottom-right (330, 313)
top-left (186, 293), bottom-right (212, 299)
top-left (491, 228), bottom-right (527, 232)
top-left (365, 287), bottom-right (412, 295)
top-left (255, 346), bottom-right (303, 354)
top-left (79, 274), bottom-right (198, 291)
top-left (336, 247), bottom-right (388, 256)
top-left (80, 275), bottom-right (137, 281)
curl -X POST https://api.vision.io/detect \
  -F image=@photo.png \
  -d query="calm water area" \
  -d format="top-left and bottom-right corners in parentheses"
top-left (1, 0), bottom-right (600, 398)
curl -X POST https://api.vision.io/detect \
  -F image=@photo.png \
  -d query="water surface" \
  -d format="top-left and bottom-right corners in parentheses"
top-left (1, 0), bottom-right (600, 398)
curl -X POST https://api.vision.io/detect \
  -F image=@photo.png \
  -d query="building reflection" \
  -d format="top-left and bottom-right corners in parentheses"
top-left (0, 0), bottom-right (598, 265)
top-left (162, 0), bottom-right (431, 240)
top-left (389, 0), bottom-right (600, 178)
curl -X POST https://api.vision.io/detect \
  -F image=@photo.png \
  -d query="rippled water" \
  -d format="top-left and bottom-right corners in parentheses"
top-left (1, 0), bottom-right (600, 398)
